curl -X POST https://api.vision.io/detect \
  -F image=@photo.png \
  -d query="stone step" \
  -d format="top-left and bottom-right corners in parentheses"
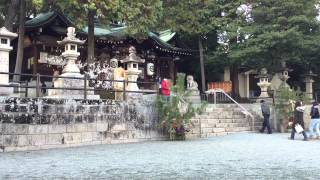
top-left (225, 126), bottom-right (251, 132)
top-left (214, 122), bottom-right (250, 128)
top-left (217, 119), bottom-right (250, 123)
top-left (195, 114), bottom-right (246, 119)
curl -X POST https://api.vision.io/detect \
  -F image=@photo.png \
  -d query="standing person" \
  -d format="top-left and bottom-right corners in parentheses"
top-left (161, 78), bottom-right (170, 102)
top-left (290, 101), bottom-right (308, 141)
top-left (259, 100), bottom-right (272, 134)
top-left (307, 101), bottom-right (320, 139)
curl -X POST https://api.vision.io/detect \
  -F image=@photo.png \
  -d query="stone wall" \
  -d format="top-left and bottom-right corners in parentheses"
top-left (0, 96), bottom-right (165, 152)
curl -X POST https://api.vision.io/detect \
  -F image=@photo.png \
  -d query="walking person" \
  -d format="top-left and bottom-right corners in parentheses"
top-left (307, 101), bottom-right (320, 139)
top-left (290, 101), bottom-right (308, 141)
top-left (259, 100), bottom-right (272, 134)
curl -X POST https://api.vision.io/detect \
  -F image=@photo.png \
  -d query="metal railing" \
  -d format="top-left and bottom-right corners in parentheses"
top-left (0, 72), bottom-right (158, 100)
top-left (203, 88), bottom-right (255, 130)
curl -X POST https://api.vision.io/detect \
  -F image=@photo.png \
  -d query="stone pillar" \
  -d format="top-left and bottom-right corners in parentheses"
top-left (305, 76), bottom-right (314, 101)
top-left (224, 67), bottom-right (230, 81)
top-left (0, 27), bottom-right (17, 95)
top-left (244, 73), bottom-right (250, 98)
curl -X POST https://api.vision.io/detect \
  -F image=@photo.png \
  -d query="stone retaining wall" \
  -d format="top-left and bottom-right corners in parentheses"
top-left (0, 96), bottom-right (165, 152)
top-left (0, 123), bottom-right (164, 152)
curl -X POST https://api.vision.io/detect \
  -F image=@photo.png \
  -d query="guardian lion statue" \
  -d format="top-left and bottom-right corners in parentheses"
top-left (186, 75), bottom-right (199, 91)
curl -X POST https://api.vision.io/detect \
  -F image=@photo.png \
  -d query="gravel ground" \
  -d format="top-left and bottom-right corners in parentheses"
top-left (1, 132), bottom-right (320, 180)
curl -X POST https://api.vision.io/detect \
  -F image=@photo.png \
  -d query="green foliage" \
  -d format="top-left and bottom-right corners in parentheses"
top-left (156, 73), bottom-right (206, 140)
top-left (275, 87), bottom-right (307, 123)
top-left (161, 0), bottom-right (220, 35)
top-left (221, 0), bottom-right (320, 72)
top-left (56, 0), bottom-right (162, 38)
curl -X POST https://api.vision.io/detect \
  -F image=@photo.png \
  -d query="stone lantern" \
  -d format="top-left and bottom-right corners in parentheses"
top-left (0, 27), bottom-right (17, 95)
top-left (256, 68), bottom-right (271, 99)
top-left (58, 27), bottom-right (85, 74)
top-left (304, 71), bottom-right (317, 101)
top-left (120, 46), bottom-right (145, 91)
top-left (50, 27), bottom-right (98, 99)
top-left (279, 61), bottom-right (291, 89)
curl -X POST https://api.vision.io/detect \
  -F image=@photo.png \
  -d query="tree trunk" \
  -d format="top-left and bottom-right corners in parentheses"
top-left (4, 0), bottom-right (19, 31)
top-left (230, 64), bottom-right (240, 97)
top-left (198, 36), bottom-right (206, 92)
top-left (87, 10), bottom-right (95, 64)
top-left (13, 0), bottom-right (25, 82)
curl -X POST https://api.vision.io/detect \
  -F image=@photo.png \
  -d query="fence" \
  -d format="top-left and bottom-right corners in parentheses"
top-left (201, 88), bottom-right (314, 105)
top-left (0, 72), bottom-right (158, 101)
top-left (201, 91), bottom-right (274, 104)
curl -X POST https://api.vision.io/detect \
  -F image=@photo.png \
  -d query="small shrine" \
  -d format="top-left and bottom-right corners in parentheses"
top-left (11, 10), bottom-right (192, 91)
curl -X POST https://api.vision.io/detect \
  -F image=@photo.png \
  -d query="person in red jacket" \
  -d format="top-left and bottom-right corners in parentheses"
top-left (161, 78), bottom-right (170, 102)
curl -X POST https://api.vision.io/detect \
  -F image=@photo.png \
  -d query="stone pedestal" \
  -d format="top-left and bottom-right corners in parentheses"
top-left (0, 27), bottom-right (17, 95)
top-left (126, 70), bottom-right (141, 91)
top-left (187, 90), bottom-right (201, 103)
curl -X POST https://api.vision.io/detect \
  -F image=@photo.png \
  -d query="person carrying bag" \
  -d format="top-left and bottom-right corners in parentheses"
top-left (290, 101), bottom-right (308, 141)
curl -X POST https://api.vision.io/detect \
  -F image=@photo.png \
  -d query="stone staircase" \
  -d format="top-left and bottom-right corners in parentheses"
top-left (187, 104), bottom-right (263, 138)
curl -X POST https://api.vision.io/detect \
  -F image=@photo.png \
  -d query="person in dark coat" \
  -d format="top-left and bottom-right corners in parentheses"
top-left (290, 101), bottom-right (308, 141)
top-left (259, 100), bottom-right (272, 134)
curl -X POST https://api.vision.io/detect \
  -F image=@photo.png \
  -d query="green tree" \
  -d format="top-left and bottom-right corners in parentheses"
top-left (161, 0), bottom-right (221, 92)
top-left (56, 0), bottom-right (163, 63)
top-left (225, 0), bottom-right (320, 73)
top-left (0, 0), bottom-right (45, 81)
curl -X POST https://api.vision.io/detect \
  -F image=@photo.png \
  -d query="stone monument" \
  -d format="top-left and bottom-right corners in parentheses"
top-left (256, 68), bottom-right (271, 100)
top-left (120, 46), bottom-right (145, 91)
top-left (0, 27), bottom-right (17, 95)
top-left (186, 75), bottom-right (201, 103)
top-left (48, 27), bottom-right (99, 99)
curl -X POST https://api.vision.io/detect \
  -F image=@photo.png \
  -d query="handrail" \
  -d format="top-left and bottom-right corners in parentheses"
top-left (205, 88), bottom-right (255, 131)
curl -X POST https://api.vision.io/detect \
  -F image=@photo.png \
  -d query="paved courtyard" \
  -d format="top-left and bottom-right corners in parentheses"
top-left (1, 132), bottom-right (320, 179)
